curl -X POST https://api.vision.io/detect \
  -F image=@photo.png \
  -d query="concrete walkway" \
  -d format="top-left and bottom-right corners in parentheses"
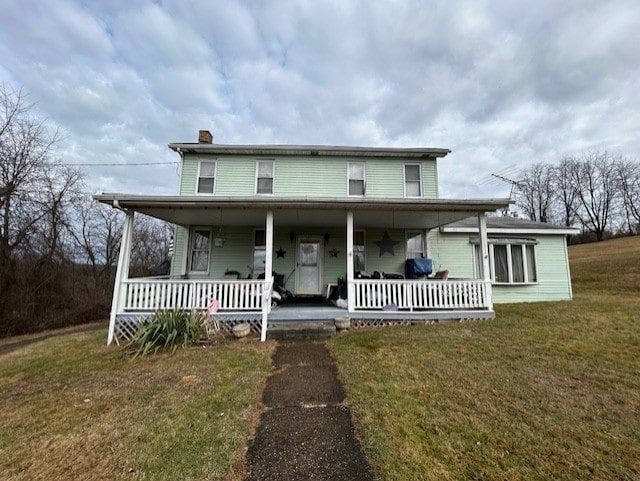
top-left (245, 341), bottom-right (375, 480)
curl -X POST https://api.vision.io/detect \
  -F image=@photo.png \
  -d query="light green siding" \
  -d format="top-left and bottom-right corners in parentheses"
top-left (179, 154), bottom-right (439, 199)
top-left (168, 225), bottom-right (410, 293)
top-left (427, 231), bottom-right (475, 277)
top-left (275, 158), bottom-right (347, 196)
top-left (429, 230), bottom-right (574, 302)
top-left (491, 236), bottom-right (573, 303)
top-left (179, 157), bottom-right (198, 194)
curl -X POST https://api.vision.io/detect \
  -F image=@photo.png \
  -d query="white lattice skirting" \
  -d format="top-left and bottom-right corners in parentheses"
top-left (114, 312), bottom-right (263, 342)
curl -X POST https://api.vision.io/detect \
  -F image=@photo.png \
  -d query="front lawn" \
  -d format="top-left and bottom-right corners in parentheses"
top-left (0, 330), bottom-right (273, 480)
top-left (332, 237), bottom-right (640, 480)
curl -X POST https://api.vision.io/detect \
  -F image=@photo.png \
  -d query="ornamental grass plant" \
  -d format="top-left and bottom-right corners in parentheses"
top-left (131, 309), bottom-right (207, 357)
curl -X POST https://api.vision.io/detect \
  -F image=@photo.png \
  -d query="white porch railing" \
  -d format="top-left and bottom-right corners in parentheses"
top-left (121, 279), bottom-right (270, 312)
top-left (353, 279), bottom-right (489, 311)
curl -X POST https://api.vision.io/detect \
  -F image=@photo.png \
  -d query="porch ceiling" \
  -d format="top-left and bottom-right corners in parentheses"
top-left (94, 194), bottom-right (511, 229)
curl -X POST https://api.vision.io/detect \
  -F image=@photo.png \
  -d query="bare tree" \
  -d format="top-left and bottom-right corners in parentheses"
top-left (551, 157), bottom-right (580, 228)
top-left (569, 151), bottom-right (619, 241)
top-left (0, 84), bottom-right (86, 334)
top-left (614, 157), bottom-right (640, 234)
top-left (516, 163), bottom-right (555, 222)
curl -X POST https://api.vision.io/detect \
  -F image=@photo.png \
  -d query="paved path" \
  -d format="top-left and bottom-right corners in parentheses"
top-left (245, 341), bottom-right (375, 480)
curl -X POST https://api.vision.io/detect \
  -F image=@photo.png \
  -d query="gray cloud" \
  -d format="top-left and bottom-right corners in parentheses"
top-left (0, 0), bottom-right (639, 200)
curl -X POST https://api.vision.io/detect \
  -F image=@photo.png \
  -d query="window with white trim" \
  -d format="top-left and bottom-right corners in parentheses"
top-left (189, 228), bottom-right (211, 273)
top-left (473, 239), bottom-right (537, 284)
top-left (354, 230), bottom-right (366, 272)
top-left (406, 230), bottom-right (425, 259)
top-left (256, 160), bottom-right (274, 194)
top-left (197, 160), bottom-right (216, 194)
top-left (252, 229), bottom-right (266, 275)
top-left (348, 162), bottom-right (365, 196)
top-left (404, 164), bottom-right (422, 197)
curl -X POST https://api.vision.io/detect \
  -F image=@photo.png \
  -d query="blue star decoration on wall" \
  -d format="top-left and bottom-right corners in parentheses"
top-left (329, 248), bottom-right (340, 258)
top-left (276, 247), bottom-right (286, 258)
top-left (374, 231), bottom-right (400, 257)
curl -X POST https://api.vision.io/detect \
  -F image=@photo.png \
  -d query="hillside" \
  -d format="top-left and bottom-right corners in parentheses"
top-left (569, 236), bottom-right (640, 294)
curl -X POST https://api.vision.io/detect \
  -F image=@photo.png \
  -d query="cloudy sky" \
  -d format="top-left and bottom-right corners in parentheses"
top-left (1, 0), bottom-right (639, 199)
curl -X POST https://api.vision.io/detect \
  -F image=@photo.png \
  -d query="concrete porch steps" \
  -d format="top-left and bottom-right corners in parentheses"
top-left (267, 320), bottom-right (337, 340)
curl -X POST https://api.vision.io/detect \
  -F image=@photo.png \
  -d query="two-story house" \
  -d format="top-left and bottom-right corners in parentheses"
top-left (95, 130), bottom-right (577, 344)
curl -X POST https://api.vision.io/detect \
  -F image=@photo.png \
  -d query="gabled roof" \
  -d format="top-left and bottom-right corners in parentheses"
top-left (441, 216), bottom-right (580, 235)
top-left (167, 143), bottom-right (451, 159)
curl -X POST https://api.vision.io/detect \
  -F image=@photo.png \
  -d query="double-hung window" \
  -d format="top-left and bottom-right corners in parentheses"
top-left (353, 230), bottom-right (366, 272)
top-left (406, 230), bottom-right (425, 259)
top-left (404, 164), bottom-right (422, 197)
top-left (189, 228), bottom-right (211, 273)
top-left (197, 160), bottom-right (216, 194)
top-left (252, 229), bottom-right (266, 275)
top-left (256, 160), bottom-right (274, 194)
top-left (348, 162), bottom-right (365, 196)
top-left (474, 239), bottom-right (537, 284)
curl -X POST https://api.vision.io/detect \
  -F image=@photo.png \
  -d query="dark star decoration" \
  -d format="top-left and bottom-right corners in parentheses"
top-left (329, 248), bottom-right (340, 258)
top-left (276, 247), bottom-right (286, 258)
top-left (374, 231), bottom-right (400, 257)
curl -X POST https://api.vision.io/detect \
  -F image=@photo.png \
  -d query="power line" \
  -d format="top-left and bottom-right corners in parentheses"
top-left (64, 161), bottom-right (179, 166)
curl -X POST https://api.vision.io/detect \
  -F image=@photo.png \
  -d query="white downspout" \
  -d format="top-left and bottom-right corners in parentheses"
top-left (107, 210), bottom-right (135, 345)
top-left (261, 210), bottom-right (274, 342)
top-left (478, 212), bottom-right (493, 310)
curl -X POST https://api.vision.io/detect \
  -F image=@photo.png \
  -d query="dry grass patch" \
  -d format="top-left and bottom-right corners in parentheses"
top-left (0, 329), bottom-right (274, 480)
top-left (332, 237), bottom-right (640, 480)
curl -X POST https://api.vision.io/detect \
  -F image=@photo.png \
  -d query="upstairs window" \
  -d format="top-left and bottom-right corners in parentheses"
top-left (256, 160), bottom-right (274, 194)
top-left (473, 240), bottom-right (537, 284)
top-left (404, 164), bottom-right (422, 197)
top-left (189, 228), bottom-right (211, 273)
top-left (406, 230), bottom-right (425, 259)
top-left (197, 160), bottom-right (216, 194)
top-left (348, 162), bottom-right (365, 196)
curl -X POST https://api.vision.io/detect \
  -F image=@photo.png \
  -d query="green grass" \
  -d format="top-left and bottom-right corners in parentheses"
top-left (0, 330), bottom-right (273, 480)
top-left (332, 236), bottom-right (640, 480)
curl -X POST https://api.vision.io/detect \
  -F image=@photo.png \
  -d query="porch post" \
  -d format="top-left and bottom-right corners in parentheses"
top-left (107, 210), bottom-right (134, 345)
top-left (477, 212), bottom-right (493, 310)
top-left (261, 210), bottom-right (274, 342)
top-left (346, 211), bottom-right (355, 312)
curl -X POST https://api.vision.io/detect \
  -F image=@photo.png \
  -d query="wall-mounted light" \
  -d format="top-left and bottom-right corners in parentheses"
top-left (289, 231), bottom-right (295, 243)
top-left (324, 232), bottom-right (330, 243)
top-left (214, 227), bottom-right (225, 247)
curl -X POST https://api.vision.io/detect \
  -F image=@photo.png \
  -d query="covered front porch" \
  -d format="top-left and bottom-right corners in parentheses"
top-left (95, 194), bottom-right (509, 344)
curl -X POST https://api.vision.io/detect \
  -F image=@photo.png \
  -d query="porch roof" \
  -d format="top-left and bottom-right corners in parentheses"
top-left (94, 193), bottom-right (511, 229)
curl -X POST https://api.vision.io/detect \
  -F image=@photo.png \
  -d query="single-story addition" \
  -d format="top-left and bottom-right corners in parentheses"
top-left (94, 130), bottom-right (578, 344)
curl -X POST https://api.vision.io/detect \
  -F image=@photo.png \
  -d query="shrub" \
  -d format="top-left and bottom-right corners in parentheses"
top-left (130, 309), bottom-right (207, 357)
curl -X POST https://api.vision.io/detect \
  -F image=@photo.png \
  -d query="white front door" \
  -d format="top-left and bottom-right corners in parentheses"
top-left (296, 237), bottom-right (323, 295)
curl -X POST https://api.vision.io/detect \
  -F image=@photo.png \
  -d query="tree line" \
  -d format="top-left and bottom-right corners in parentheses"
top-left (1, 85), bottom-right (171, 337)
top-left (514, 152), bottom-right (640, 241)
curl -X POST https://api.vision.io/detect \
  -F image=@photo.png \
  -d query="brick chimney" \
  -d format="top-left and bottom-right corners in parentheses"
top-left (198, 130), bottom-right (213, 144)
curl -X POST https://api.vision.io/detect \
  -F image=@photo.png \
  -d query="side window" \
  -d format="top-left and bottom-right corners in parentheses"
top-left (197, 160), bottom-right (216, 194)
top-left (354, 230), bottom-right (366, 272)
top-left (474, 241), bottom-right (537, 284)
top-left (348, 162), bottom-right (365, 196)
top-left (406, 230), bottom-right (424, 259)
top-left (189, 228), bottom-right (211, 273)
top-left (252, 229), bottom-right (266, 275)
top-left (404, 164), bottom-right (422, 197)
top-left (256, 160), bottom-right (274, 194)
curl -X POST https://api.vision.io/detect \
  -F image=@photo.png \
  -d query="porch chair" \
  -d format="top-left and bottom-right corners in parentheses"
top-left (433, 270), bottom-right (449, 280)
